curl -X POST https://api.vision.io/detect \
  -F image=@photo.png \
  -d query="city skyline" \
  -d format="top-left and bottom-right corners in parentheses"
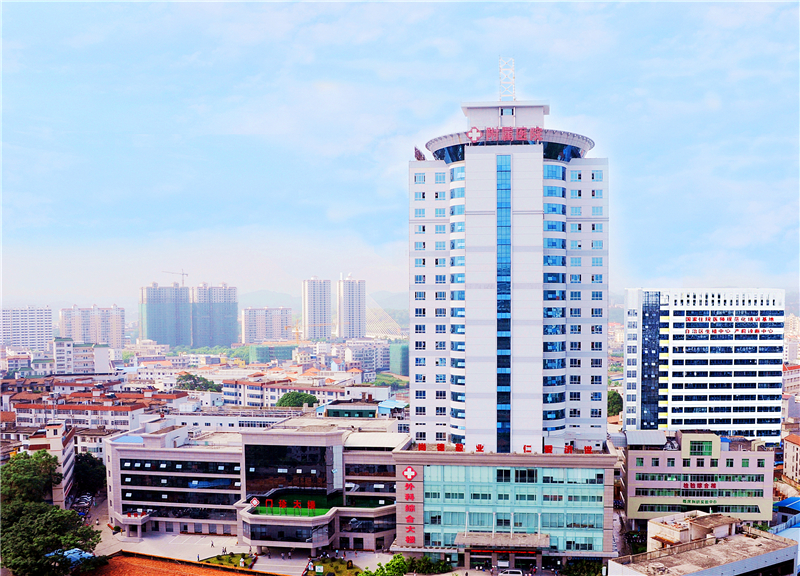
top-left (3, 3), bottom-right (798, 310)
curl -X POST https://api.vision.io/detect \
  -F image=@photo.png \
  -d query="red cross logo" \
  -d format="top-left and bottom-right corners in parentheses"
top-left (466, 127), bottom-right (482, 143)
top-left (402, 466), bottom-right (417, 481)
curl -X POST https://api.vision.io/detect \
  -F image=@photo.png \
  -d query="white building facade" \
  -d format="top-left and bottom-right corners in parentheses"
top-left (241, 307), bottom-right (293, 343)
top-left (623, 288), bottom-right (785, 439)
top-left (302, 277), bottom-right (331, 341)
top-left (336, 275), bottom-right (366, 339)
top-left (1, 306), bottom-right (53, 351)
top-left (409, 99), bottom-right (609, 453)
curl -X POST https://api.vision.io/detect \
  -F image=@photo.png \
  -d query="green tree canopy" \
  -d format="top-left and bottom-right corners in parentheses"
top-left (1, 450), bottom-right (62, 503)
top-left (175, 373), bottom-right (221, 392)
top-left (0, 501), bottom-right (101, 576)
top-left (607, 389), bottom-right (623, 417)
top-left (73, 453), bottom-right (106, 496)
top-left (276, 391), bottom-right (318, 407)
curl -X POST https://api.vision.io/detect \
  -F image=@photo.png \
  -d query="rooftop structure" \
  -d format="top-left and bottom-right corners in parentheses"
top-left (609, 511), bottom-right (797, 576)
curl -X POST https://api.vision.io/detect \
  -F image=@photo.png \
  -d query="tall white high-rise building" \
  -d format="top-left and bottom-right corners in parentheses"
top-left (623, 288), bottom-right (785, 440)
top-left (302, 277), bottom-right (331, 341)
top-left (336, 275), bottom-right (366, 339)
top-left (409, 98), bottom-right (609, 453)
top-left (59, 304), bottom-right (126, 349)
top-left (241, 307), bottom-right (293, 343)
top-left (1, 306), bottom-right (53, 351)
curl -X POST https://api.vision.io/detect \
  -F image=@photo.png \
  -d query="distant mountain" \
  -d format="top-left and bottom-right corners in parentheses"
top-left (370, 291), bottom-right (409, 310)
top-left (239, 290), bottom-right (301, 311)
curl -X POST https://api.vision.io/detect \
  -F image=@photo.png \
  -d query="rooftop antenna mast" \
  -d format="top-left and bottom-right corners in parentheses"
top-left (499, 57), bottom-right (515, 101)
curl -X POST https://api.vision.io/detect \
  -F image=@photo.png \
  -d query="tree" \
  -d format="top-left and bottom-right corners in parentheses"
top-left (1, 450), bottom-right (62, 504)
top-left (0, 501), bottom-right (101, 576)
top-left (276, 391), bottom-right (318, 407)
top-left (607, 389), bottom-right (623, 417)
top-left (73, 453), bottom-right (106, 495)
top-left (175, 373), bottom-right (221, 392)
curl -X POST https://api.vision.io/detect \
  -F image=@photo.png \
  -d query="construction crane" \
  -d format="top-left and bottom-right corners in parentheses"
top-left (162, 269), bottom-right (188, 286)
top-left (285, 321), bottom-right (302, 344)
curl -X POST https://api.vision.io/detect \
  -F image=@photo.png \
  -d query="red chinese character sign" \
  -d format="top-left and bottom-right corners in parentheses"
top-left (462, 126), bottom-right (545, 144)
top-left (400, 463), bottom-right (421, 547)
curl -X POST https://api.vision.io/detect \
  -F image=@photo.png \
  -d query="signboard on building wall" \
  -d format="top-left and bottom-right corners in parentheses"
top-left (397, 464), bottom-right (423, 548)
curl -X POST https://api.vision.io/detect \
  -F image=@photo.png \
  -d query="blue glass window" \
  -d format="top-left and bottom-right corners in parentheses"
top-left (435, 225), bottom-right (446, 234)
top-left (544, 273), bottom-right (566, 283)
top-left (450, 166), bottom-right (465, 182)
top-left (570, 207), bottom-right (582, 216)
top-left (450, 222), bottom-right (465, 233)
top-left (414, 173), bottom-right (425, 184)
top-left (544, 324), bottom-right (566, 335)
top-left (570, 291), bottom-right (581, 300)
top-left (570, 257), bottom-right (581, 267)
top-left (570, 223), bottom-right (581, 232)
top-left (544, 186), bottom-right (566, 198)
top-left (592, 189), bottom-right (603, 198)
top-left (435, 274), bottom-right (446, 284)
top-left (450, 273), bottom-right (465, 283)
top-left (544, 220), bottom-right (566, 232)
top-left (570, 190), bottom-right (581, 199)
top-left (451, 291), bottom-right (465, 300)
top-left (545, 238), bottom-right (566, 249)
top-left (544, 203), bottom-right (566, 215)
top-left (592, 291), bottom-right (602, 300)
top-left (592, 257), bottom-right (603, 267)
top-left (450, 205), bottom-right (465, 216)
top-left (544, 256), bottom-right (566, 266)
top-left (435, 172), bottom-right (446, 184)
top-left (414, 258), bottom-right (425, 267)
top-left (592, 241), bottom-right (603, 249)
top-left (414, 275), bottom-right (425, 284)
top-left (435, 208), bottom-right (446, 217)
top-left (451, 256), bottom-right (465, 266)
top-left (544, 290), bottom-right (566, 301)
top-left (570, 170), bottom-right (581, 182)
top-left (591, 170), bottom-right (603, 182)
top-left (414, 191), bottom-right (425, 201)
top-left (414, 209), bottom-right (425, 218)
top-left (544, 307), bottom-right (566, 318)
top-left (592, 206), bottom-right (603, 216)
top-left (543, 165), bottom-right (566, 180)
top-left (450, 187), bottom-right (465, 199)
top-left (570, 274), bottom-right (581, 283)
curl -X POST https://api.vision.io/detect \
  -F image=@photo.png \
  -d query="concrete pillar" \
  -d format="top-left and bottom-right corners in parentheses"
top-left (509, 553), bottom-right (515, 568)
top-left (465, 550), bottom-right (471, 568)
top-left (536, 554), bottom-right (542, 572)
top-left (491, 553), bottom-right (497, 570)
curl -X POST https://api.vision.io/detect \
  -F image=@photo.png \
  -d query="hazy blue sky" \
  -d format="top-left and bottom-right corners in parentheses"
top-left (3, 2), bottom-right (798, 313)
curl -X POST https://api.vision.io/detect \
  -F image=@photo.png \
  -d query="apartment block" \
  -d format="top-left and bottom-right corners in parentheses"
top-left (1, 306), bottom-right (53, 351)
top-left (241, 307), bottom-right (292, 344)
top-left (191, 282), bottom-right (238, 348)
top-left (303, 277), bottom-right (332, 341)
top-left (139, 283), bottom-right (192, 348)
top-left (337, 275), bottom-right (366, 339)
top-left (59, 304), bottom-right (125, 349)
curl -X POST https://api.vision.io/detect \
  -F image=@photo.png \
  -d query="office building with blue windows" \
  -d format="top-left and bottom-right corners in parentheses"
top-left (623, 288), bottom-right (785, 439)
top-left (409, 99), bottom-right (609, 454)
